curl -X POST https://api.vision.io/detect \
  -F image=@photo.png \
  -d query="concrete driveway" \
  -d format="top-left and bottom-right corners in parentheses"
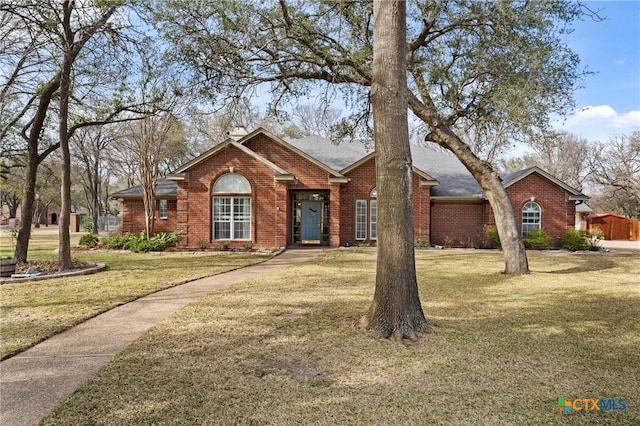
top-left (599, 240), bottom-right (640, 252)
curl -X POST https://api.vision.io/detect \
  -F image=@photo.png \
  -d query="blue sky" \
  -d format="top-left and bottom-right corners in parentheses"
top-left (555, 0), bottom-right (640, 141)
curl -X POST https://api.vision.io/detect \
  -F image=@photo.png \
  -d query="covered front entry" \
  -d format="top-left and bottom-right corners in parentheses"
top-left (292, 191), bottom-right (329, 245)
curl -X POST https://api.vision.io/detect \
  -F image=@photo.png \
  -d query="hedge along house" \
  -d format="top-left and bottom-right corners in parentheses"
top-left (113, 127), bottom-right (588, 249)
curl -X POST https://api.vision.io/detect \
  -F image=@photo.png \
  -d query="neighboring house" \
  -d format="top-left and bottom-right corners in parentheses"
top-left (575, 203), bottom-right (593, 230)
top-left (113, 128), bottom-right (588, 249)
top-left (1, 203), bottom-right (61, 227)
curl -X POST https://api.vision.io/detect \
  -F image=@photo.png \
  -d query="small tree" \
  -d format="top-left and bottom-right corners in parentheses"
top-left (118, 112), bottom-right (185, 238)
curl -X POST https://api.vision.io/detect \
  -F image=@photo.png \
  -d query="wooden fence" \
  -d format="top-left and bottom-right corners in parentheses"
top-left (588, 217), bottom-right (640, 241)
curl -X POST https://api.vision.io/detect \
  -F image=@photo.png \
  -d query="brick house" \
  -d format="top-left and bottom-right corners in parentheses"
top-left (113, 127), bottom-right (588, 249)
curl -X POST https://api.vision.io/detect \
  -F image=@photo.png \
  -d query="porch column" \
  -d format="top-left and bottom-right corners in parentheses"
top-left (329, 184), bottom-right (342, 248)
top-left (176, 184), bottom-right (189, 247)
top-left (274, 182), bottom-right (288, 248)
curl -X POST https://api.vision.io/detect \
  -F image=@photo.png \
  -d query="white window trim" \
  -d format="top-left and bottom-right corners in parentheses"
top-left (159, 199), bottom-right (168, 219)
top-left (213, 196), bottom-right (252, 240)
top-left (355, 199), bottom-right (367, 240)
top-left (522, 201), bottom-right (541, 236)
top-left (370, 199), bottom-right (377, 241)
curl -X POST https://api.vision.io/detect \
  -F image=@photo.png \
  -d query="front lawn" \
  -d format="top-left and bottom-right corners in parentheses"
top-left (0, 228), bottom-right (271, 359)
top-left (42, 249), bottom-right (639, 425)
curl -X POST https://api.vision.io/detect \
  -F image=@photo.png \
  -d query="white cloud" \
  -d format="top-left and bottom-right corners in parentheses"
top-left (555, 105), bottom-right (640, 141)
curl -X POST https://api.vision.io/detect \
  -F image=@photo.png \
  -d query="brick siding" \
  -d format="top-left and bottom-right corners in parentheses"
top-left (430, 201), bottom-right (485, 247)
top-left (119, 135), bottom-right (576, 250)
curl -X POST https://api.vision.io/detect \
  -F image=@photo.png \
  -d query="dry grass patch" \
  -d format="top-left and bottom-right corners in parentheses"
top-left (0, 228), bottom-right (270, 359)
top-left (43, 250), bottom-right (639, 425)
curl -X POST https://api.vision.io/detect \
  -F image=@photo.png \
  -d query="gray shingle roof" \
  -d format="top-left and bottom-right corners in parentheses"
top-left (112, 178), bottom-right (177, 198)
top-left (285, 135), bottom-right (373, 171)
top-left (287, 136), bottom-right (481, 197)
top-left (112, 131), bottom-right (586, 200)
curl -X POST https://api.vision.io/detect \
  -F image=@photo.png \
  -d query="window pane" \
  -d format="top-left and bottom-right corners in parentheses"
top-left (370, 200), bottom-right (377, 240)
top-left (214, 198), bottom-right (231, 220)
top-left (159, 200), bottom-right (168, 219)
top-left (522, 201), bottom-right (541, 235)
top-left (213, 196), bottom-right (251, 240)
top-left (214, 222), bottom-right (231, 239)
top-left (234, 221), bottom-right (250, 239)
top-left (356, 200), bottom-right (367, 240)
top-left (213, 173), bottom-right (251, 193)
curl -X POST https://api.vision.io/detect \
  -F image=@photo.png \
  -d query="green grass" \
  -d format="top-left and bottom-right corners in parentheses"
top-left (40, 249), bottom-right (639, 425)
top-left (0, 228), bottom-right (271, 359)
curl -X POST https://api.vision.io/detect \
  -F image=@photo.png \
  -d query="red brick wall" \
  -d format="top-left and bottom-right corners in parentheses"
top-left (244, 136), bottom-right (333, 190)
top-left (245, 135), bottom-right (336, 246)
top-left (341, 158), bottom-right (430, 247)
top-left (120, 138), bottom-right (576, 250)
top-left (120, 199), bottom-right (176, 235)
top-left (503, 173), bottom-right (576, 246)
top-left (430, 201), bottom-right (485, 247)
top-left (176, 144), bottom-right (285, 249)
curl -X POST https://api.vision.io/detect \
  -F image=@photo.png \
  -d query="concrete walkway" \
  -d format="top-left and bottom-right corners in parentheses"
top-left (0, 248), bottom-right (323, 426)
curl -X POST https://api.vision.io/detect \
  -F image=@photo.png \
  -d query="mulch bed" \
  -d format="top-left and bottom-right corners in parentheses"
top-left (16, 259), bottom-right (95, 276)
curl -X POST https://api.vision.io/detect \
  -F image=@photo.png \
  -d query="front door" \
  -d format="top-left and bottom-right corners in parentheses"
top-left (301, 201), bottom-right (322, 244)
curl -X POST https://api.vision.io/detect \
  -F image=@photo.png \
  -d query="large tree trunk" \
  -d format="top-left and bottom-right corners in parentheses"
top-left (14, 155), bottom-right (39, 263)
top-left (364, 0), bottom-right (431, 341)
top-left (57, 1), bottom-right (73, 271)
top-left (14, 77), bottom-right (60, 263)
top-left (407, 93), bottom-right (529, 274)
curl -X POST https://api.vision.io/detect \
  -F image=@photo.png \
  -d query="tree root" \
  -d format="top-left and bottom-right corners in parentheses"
top-left (362, 314), bottom-right (433, 343)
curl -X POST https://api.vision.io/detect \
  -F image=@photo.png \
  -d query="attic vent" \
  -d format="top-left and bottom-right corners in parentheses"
top-left (228, 127), bottom-right (248, 141)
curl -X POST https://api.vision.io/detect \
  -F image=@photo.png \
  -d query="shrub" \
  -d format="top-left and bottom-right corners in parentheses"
top-left (105, 234), bottom-right (125, 249)
top-left (523, 229), bottom-right (550, 250)
top-left (587, 228), bottom-right (605, 251)
top-left (486, 226), bottom-right (501, 250)
top-left (218, 240), bottom-right (231, 251)
top-left (242, 241), bottom-right (254, 250)
top-left (81, 215), bottom-right (93, 233)
top-left (104, 231), bottom-right (182, 253)
top-left (79, 233), bottom-right (99, 248)
top-left (415, 238), bottom-right (429, 248)
top-left (561, 229), bottom-right (590, 251)
top-left (153, 231), bottom-right (183, 247)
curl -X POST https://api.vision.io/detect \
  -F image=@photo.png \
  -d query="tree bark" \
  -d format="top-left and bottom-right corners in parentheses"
top-left (13, 75), bottom-right (60, 263)
top-left (58, 0), bottom-right (73, 271)
top-left (364, 0), bottom-right (431, 341)
top-left (407, 93), bottom-right (529, 274)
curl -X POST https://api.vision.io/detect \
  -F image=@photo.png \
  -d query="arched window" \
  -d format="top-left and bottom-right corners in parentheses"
top-left (522, 201), bottom-right (541, 236)
top-left (213, 173), bottom-right (251, 193)
top-left (212, 173), bottom-right (251, 240)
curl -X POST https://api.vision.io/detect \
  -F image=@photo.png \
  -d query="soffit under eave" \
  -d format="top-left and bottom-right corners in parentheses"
top-left (430, 195), bottom-right (485, 202)
top-left (166, 173), bottom-right (187, 182)
top-left (569, 194), bottom-right (590, 201)
top-left (419, 178), bottom-right (439, 187)
top-left (112, 194), bottom-right (177, 201)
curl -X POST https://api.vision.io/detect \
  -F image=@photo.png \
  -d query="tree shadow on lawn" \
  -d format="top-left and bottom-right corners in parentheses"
top-left (46, 292), bottom-right (639, 425)
top-left (536, 257), bottom-right (618, 274)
